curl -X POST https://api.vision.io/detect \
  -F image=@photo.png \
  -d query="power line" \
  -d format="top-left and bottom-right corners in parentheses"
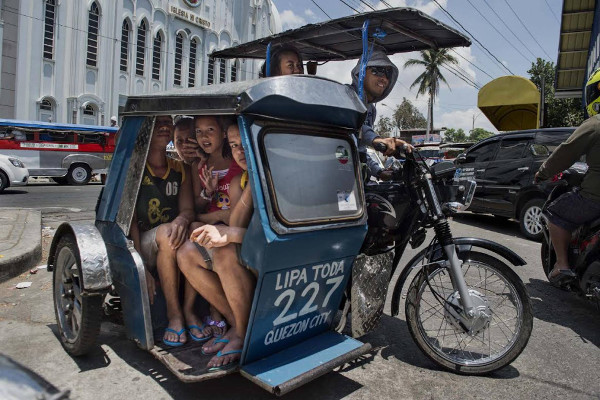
top-left (502, 0), bottom-right (553, 60)
top-left (442, 65), bottom-right (481, 89)
top-left (464, 0), bottom-right (532, 63)
top-left (481, 0), bottom-right (538, 60)
top-left (338, 0), bottom-right (361, 13)
top-left (310, 0), bottom-right (331, 19)
top-left (358, 0), bottom-right (376, 11)
top-left (544, 0), bottom-right (561, 23)
top-left (450, 49), bottom-right (495, 80)
top-left (431, 0), bottom-right (515, 75)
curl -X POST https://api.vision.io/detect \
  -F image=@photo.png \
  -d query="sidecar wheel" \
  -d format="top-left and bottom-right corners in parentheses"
top-left (53, 234), bottom-right (104, 356)
top-left (405, 251), bottom-right (533, 375)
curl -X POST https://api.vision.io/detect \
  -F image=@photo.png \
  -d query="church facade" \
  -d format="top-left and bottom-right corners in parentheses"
top-left (0, 0), bottom-right (281, 125)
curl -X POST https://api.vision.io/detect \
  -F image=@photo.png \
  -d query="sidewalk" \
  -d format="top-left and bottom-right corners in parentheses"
top-left (0, 208), bottom-right (42, 282)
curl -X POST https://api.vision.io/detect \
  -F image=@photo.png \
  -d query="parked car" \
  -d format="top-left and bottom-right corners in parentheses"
top-left (453, 127), bottom-right (583, 240)
top-left (0, 154), bottom-right (28, 192)
top-left (414, 143), bottom-right (443, 166)
top-left (440, 142), bottom-right (474, 161)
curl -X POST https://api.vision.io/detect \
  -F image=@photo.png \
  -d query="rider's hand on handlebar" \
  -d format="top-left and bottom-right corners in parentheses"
top-left (534, 172), bottom-right (543, 184)
top-left (378, 170), bottom-right (394, 181)
top-left (373, 137), bottom-right (397, 156)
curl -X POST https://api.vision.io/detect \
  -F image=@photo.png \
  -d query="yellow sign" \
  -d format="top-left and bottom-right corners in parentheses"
top-left (170, 5), bottom-right (210, 29)
top-left (103, 154), bottom-right (113, 160)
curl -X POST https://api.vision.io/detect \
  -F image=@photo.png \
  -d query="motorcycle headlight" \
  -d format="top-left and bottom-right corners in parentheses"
top-left (8, 158), bottom-right (25, 168)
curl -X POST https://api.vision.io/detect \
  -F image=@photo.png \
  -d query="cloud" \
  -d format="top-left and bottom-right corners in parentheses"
top-left (372, 0), bottom-right (447, 15)
top-left (304, 8), bottom-right (315, 18)
top-left (280, 10), bottom-right (306, 31)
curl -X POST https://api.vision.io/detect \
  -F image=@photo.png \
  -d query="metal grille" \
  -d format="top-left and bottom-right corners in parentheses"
top-left (188, 39), bottom-right (198, 87)
top-left (231, 59), bottom-right (238, 82)
top-left (135, 20), bottom-right (147, 76)
top-left (219, 58), bottom-right (226, 83)
top-left (174, 33), bottom-right (183, 85)
top-left (43, 0), bottom-right (55, 60)
top-left (86, 2), bottom-right (99, 67)
top-left (207, 58), bottom-right (215, 85)
top-left (350, 252), bottom-right (395, 337)
top-left (152, 32), bottom-right (162, 81)
top-left (120, 20), bottom-right (130, 72)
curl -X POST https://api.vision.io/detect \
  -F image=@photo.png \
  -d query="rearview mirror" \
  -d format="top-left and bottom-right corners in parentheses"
top-left (530, 144), bottom-right (549, 157)
top-left (455, 153), bottom-right (466, 164)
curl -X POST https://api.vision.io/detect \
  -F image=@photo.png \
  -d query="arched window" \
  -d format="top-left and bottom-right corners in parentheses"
top-left (219, 58), bottom-right (226, 84)
top-left (43, 0), bottom-right (56, 60)
top-left (135, 20), bottom-right (147, 76)
top-left (173, 33), bottom-right (183, 86)
top-left (230, 59), bottom-right (238, 82)
top-left (188, 39), bottom-right (198, 87)
top-left (207, 58), bottom-right (215, 85)
top-left (152, 32), bottom-right (162, 80)
top-left (120, 20), bottom-right (130, 72)
top-left (82, 104), bottom-right (98, 125)
top-left (86, 2), bottom-right (100, 67)
top-left (39, 99), bottom-right (55, 122)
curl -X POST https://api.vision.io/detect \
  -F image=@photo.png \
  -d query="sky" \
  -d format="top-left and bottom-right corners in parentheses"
top-left (270, 0), bottom-right (564, 134)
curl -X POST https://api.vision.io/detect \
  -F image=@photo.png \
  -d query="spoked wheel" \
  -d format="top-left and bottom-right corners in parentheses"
top-left (405, 251), bottom-right (533, 374)
top-left (53, 234), bottom-right (104, 356)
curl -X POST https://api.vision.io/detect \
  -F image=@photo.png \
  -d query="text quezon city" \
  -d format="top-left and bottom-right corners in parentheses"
top-left (264, 260), bottom-right (345, 346)
top-left (169, 6), bottom-right (210, 29)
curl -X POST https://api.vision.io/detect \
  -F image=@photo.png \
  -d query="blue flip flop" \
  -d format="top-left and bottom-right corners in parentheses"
top-left (201, 338), bottom-right (229, 356)
top-left (208, 349), bottom-right (242, 372)
top-left (163, 327), bottom-right (186, 347)
top-left (188, 324), bottom-right (212, 342)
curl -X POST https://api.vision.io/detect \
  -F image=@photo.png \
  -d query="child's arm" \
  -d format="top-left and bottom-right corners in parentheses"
top-left (230, 185), bottom-right (253, 228)
top-left (169, 164), bottom-right (194, 249)
top-left (190, 224), bottom-right (246, 247)
top-left (129, 212), bottom-right (141, 252)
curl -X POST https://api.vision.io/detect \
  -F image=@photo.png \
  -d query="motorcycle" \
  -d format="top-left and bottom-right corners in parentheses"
top-left (337, 148), bottom-right (533, 374)
top-left (541, 169), bottom-right (600, 304)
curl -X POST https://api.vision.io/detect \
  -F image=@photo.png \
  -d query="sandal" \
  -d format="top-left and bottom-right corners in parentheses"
top-left (548, 268), bottom-right (577, 287)
top-left (163, 327), bottom-right (186, 347)
top-left (205, 316), bottom-right (227, 338)
top-left (208, 349), bottom-right (242, 372)
top-left (187, 324), bottom-right (212, 342)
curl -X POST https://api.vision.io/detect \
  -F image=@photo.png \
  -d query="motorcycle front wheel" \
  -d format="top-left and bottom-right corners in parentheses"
top-left (405, 251), bottom-right (533, 374)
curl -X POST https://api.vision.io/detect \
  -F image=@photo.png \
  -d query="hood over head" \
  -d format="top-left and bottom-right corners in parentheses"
top-left (351, 49), bottom-right (398, 103)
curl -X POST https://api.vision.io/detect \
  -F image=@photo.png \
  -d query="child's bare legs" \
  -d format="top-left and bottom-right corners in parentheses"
top-left (182, 280), bottom-right (210, 340)
top-left (155, 224), bottom-right (186, 345)
top-left (206, 244), bottom-right (256, 368)
top-left (177, 240), bottom-right (234, 349)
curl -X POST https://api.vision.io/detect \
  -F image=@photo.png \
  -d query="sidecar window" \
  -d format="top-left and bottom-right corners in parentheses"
top-left (261, 132), bottom-right (362, 225)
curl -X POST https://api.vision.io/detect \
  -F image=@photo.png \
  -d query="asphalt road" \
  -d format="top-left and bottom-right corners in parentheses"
top-left (0, 181), bottom-right (103, 212)
top-left (0, 186), bottom-right (599, 400)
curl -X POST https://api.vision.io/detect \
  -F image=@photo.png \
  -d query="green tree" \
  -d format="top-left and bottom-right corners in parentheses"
top-left (404, 49), bottom-right (458, 134)
top-left (375, 116), bottom-right (394, 138)
top-left (443, 128), bottom-right (467, 142)
top-left (469, 128), bottom-right (494, 142)
top-left (392, 97), bottom-right (427, 129)
top-left (527, 58), bottom-right (585, 127)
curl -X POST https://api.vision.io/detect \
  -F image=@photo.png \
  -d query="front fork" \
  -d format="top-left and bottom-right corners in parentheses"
top-left (424, 176), bottom-right (476, 316)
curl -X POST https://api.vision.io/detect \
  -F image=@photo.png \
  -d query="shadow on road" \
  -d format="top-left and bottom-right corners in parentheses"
top-left (0, 189), bottom-right (29, 195)
top-left (366, 314), bottom-right (520, 379)
top-left (527, 278), bottom-right (600, 348)
top-left (48, 319), bottom-right (364, 399)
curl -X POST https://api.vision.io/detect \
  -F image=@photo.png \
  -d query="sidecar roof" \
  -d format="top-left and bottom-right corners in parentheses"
top-left (211, 7), bottom-right (471, 62)
top-left (121, 75), bottom-right (367, 130)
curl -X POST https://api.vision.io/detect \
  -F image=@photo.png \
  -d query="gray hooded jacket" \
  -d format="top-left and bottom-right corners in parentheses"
top-left (350, 50), bottom-right (399, 176)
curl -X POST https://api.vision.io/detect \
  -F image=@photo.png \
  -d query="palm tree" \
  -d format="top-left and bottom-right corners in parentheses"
top-left (404, 49), bottom-right (458, 139)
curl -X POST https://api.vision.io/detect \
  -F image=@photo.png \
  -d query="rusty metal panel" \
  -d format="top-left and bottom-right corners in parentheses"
top-left (350, 252), bottom-right (394, 338)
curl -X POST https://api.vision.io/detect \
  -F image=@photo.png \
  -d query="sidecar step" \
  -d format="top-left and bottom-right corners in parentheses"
top-left (150, 341), bottom-right (238, 382)
top-left (241, 331), bottom-right (370, 396)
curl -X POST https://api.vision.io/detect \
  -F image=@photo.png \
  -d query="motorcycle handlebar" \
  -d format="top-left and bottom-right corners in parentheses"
top-left (373, 142), bottom-right (411, 160)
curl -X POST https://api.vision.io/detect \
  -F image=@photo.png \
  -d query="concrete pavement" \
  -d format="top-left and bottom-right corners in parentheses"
top-left (0, 208), bottom-right (41, 282)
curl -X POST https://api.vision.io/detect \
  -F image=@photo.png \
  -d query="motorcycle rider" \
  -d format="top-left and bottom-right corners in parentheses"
top-left (350, 49), bottom-right (413, 180)
top-left (535, 68), bottom-right (600, 284)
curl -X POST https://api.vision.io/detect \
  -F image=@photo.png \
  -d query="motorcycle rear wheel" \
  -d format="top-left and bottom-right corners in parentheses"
top-left (405, 251), bottom-right (533, 374)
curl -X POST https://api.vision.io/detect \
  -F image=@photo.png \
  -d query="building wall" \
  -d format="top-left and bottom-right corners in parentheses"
top-left (0, 0), bottom-right (19, 119)
top-left (4, 0), bottom-right (280, 124)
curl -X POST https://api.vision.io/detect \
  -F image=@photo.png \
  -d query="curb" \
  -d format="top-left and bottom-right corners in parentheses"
top-left (0, 209), bottom-right (42, 283)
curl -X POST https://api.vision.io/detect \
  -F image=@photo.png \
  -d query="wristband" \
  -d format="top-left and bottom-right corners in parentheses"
top-left (200, 188), bottom-right (213, 201)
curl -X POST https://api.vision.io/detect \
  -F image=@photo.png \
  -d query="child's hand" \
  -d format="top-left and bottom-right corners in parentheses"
top-left (200, 165), bottom-right (218, 194)
top-left (167, 217), bottom-right (189, 250)
top-left (190, 225), bottom-right (230, 248)
top-left (182, 137), bottom-right (200, 160)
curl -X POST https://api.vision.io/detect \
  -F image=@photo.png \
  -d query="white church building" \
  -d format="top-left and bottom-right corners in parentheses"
top-left (0, 0), bottom-right (281, 125)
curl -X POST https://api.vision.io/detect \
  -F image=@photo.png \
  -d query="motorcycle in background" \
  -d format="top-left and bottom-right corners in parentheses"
top-left (540, 165), bottom-right (600, 305)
